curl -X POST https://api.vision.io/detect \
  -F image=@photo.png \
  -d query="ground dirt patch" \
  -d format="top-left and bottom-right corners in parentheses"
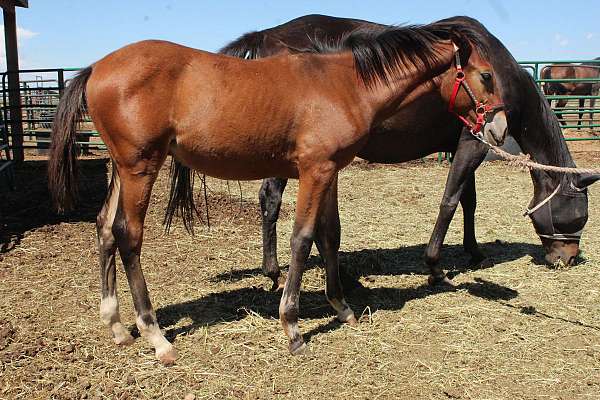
top-left (1, 154), bottom-right (599, 399)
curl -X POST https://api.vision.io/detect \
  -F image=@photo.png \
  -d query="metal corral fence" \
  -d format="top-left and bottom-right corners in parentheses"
top-left (0, 62), bottom-right (599, 176)
top-left (519, 59), bottom-right (600, 139)
top-left (0, 68), bottom-right (105, 153)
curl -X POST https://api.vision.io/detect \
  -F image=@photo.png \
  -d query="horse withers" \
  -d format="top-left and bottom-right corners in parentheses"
top-left (48, 23), bottom-right (506, 364)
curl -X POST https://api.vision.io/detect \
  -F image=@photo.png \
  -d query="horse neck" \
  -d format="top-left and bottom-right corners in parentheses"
top-left (359, 47), bottom-right (454, 124)
top-left (516, 92), bottom-right (577, 188)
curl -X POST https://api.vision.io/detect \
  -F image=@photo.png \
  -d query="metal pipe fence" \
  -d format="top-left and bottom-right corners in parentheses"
top-left (0, 68), bottom-right (105, 162)
top-left (519, 59), bottom-right (600, 141)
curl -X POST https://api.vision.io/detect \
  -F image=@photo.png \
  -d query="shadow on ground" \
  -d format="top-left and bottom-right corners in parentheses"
top-left (211, 240), bottom-right (546, 284)
top-left (158, 273), bottom-right (520, 343)
top-left (0, 158), bottom-right (109, 253)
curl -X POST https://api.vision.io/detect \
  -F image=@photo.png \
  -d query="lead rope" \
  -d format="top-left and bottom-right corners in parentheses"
top-left (469, 132), bottom-right (600, 217)
top-left (471, 132), bottom-right (600, 175)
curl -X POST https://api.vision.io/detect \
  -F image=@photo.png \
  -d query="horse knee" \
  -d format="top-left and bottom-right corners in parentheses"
top-left (290, 232), bottom-right (313, 258)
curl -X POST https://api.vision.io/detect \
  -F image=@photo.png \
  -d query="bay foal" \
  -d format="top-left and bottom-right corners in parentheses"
top-left (49, 23), bottom-right (506, 364)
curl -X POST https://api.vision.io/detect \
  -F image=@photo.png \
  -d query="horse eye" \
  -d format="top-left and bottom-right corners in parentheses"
top-left (481, 72), bottom-right (492, 81)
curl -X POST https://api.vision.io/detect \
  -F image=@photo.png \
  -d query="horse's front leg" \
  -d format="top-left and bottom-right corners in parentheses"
top-left (460, 172), bottom-right (490, 267)
top-left (279, 161), bottom-right (343, 355)
top-left (259, 177), bottom-right (288, 291)
top-left (425, 130), bottom-right (489, 285)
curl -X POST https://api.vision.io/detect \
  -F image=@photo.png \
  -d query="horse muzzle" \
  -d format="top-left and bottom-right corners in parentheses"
top-left (540, 237), bottom-right (580, 266)
top-left (482, 110), bottom-right (508, 146)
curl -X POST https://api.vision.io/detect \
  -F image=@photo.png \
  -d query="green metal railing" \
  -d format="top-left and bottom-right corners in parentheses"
top-left (519, 59), bottom-right (600, 139)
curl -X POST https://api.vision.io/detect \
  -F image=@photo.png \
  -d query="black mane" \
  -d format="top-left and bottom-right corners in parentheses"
top-left (309, 22), bottom-right (489, 88)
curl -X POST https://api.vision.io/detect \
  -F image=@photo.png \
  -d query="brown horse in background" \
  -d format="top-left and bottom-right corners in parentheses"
top-left (48, 23), bottom-right (506, 364)
top-left (541, 58), bottom-right (600, 128)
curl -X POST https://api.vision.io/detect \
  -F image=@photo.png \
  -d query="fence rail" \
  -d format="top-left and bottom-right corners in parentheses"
top-left (519, 59), bottom-right (600, 142)
top-left (0, 68), bottom-right (105, 164)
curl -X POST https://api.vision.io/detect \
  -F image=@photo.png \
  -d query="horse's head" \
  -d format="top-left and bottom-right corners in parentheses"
top-left (439, 35), bottom-right (507, 146)
top-left (527, 173), bottom-right (600, 265)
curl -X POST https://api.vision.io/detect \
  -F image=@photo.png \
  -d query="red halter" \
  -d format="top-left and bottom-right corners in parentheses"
top-left (447, 47), bottom-right (503, 134)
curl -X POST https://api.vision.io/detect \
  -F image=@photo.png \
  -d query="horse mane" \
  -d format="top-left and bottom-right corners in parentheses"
top-left (520, 70), bottom-right (576, 170)
top-left (309, 22), bottom-right (488, 88)
top-left (219, 31), bottom-right (266, 59)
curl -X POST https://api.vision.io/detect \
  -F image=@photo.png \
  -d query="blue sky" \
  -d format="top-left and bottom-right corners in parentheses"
top-left (4, 0), bottom-right (600, 70)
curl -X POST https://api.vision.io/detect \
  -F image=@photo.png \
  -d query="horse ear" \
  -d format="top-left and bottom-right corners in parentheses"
top-left (577, 173), bottom-right (600, 189)
top-left (449, 31), bottom-right (472, 66)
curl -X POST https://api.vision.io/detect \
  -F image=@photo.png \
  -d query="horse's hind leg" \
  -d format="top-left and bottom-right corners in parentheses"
top-left (259, 177), bottom-right (288, 291)
top-left (315, 175), bottom-right (357, 325)
top-left (590, 97), bottom-right (596, 129)
top-left (97, 168), bottom-right (134, 345)
top-left (578, 98), bottom-right (585, 129)
top-left (112, 157), bottom-right (176, 366)
top-left (555, 99), bottom-right (567, 126)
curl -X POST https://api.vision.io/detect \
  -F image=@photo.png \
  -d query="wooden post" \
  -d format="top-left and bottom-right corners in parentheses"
top-left (3, 5), bottom-right (24, 161)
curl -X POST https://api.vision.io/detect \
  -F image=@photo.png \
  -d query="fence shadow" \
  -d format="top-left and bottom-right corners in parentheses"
top-left (0, 158), bottom-right (109, 253)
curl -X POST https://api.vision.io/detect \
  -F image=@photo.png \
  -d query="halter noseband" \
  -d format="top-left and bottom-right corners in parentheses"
top-left (447, 46), bottom-right (504, 134)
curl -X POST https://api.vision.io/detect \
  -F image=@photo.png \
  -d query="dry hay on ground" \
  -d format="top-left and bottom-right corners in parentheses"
top-left (1, 153), bottom-right (599, 399)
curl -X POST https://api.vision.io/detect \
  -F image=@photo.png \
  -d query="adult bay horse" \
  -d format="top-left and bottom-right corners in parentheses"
top-left (48, 22), bottom-right (507, 364)
top-left (215, 15), bottom-right (600, 290)
top-left (541, 59), bottom-right (600, 128)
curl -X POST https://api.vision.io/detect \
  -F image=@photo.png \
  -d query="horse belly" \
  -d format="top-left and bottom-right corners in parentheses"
top-left (170, 133), bottom-right (298, 180)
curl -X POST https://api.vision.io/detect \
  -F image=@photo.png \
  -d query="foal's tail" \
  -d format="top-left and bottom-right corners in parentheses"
top-left (48, 66), bottom-right (93, 212)
top-left (163, 32), bottom-right (266, 233)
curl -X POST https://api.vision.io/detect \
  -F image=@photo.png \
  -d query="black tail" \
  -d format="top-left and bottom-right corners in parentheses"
top-left (219, 31), bottom-right (265, 59)
top-left (164, 31), bottom-right (266, 233)
top-left (163, 158), bottom-right (200, 234)
top-left (48, 66), bottom-right (93, 212)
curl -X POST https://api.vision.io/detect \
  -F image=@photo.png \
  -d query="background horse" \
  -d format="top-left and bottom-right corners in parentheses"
top-left (48, 22), bottom-right (507, 364)
top-left (210, 15), bottom-right (600, 291)
top-left (541, 58), bottom-right (600, 128)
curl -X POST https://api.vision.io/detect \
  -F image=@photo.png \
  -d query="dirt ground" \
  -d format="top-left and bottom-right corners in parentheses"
top-left (1, 150), bottom-right (599, 399)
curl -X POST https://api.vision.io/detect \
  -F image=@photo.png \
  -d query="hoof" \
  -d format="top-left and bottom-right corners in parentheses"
top-left (428, 274), bottom-right (456, 287)
top-left (112, 324), bottom-right (135, 346)
top-left (289, 339), bottom-right (309, 356)
top-left (113, 332), bottom-right (135, 346)
top-left (157, 346), bottom-right (178, 366)
top-left (270, 275), bottom-right (286, 292)
top-left (337, 308), bottom-right (358, 326)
